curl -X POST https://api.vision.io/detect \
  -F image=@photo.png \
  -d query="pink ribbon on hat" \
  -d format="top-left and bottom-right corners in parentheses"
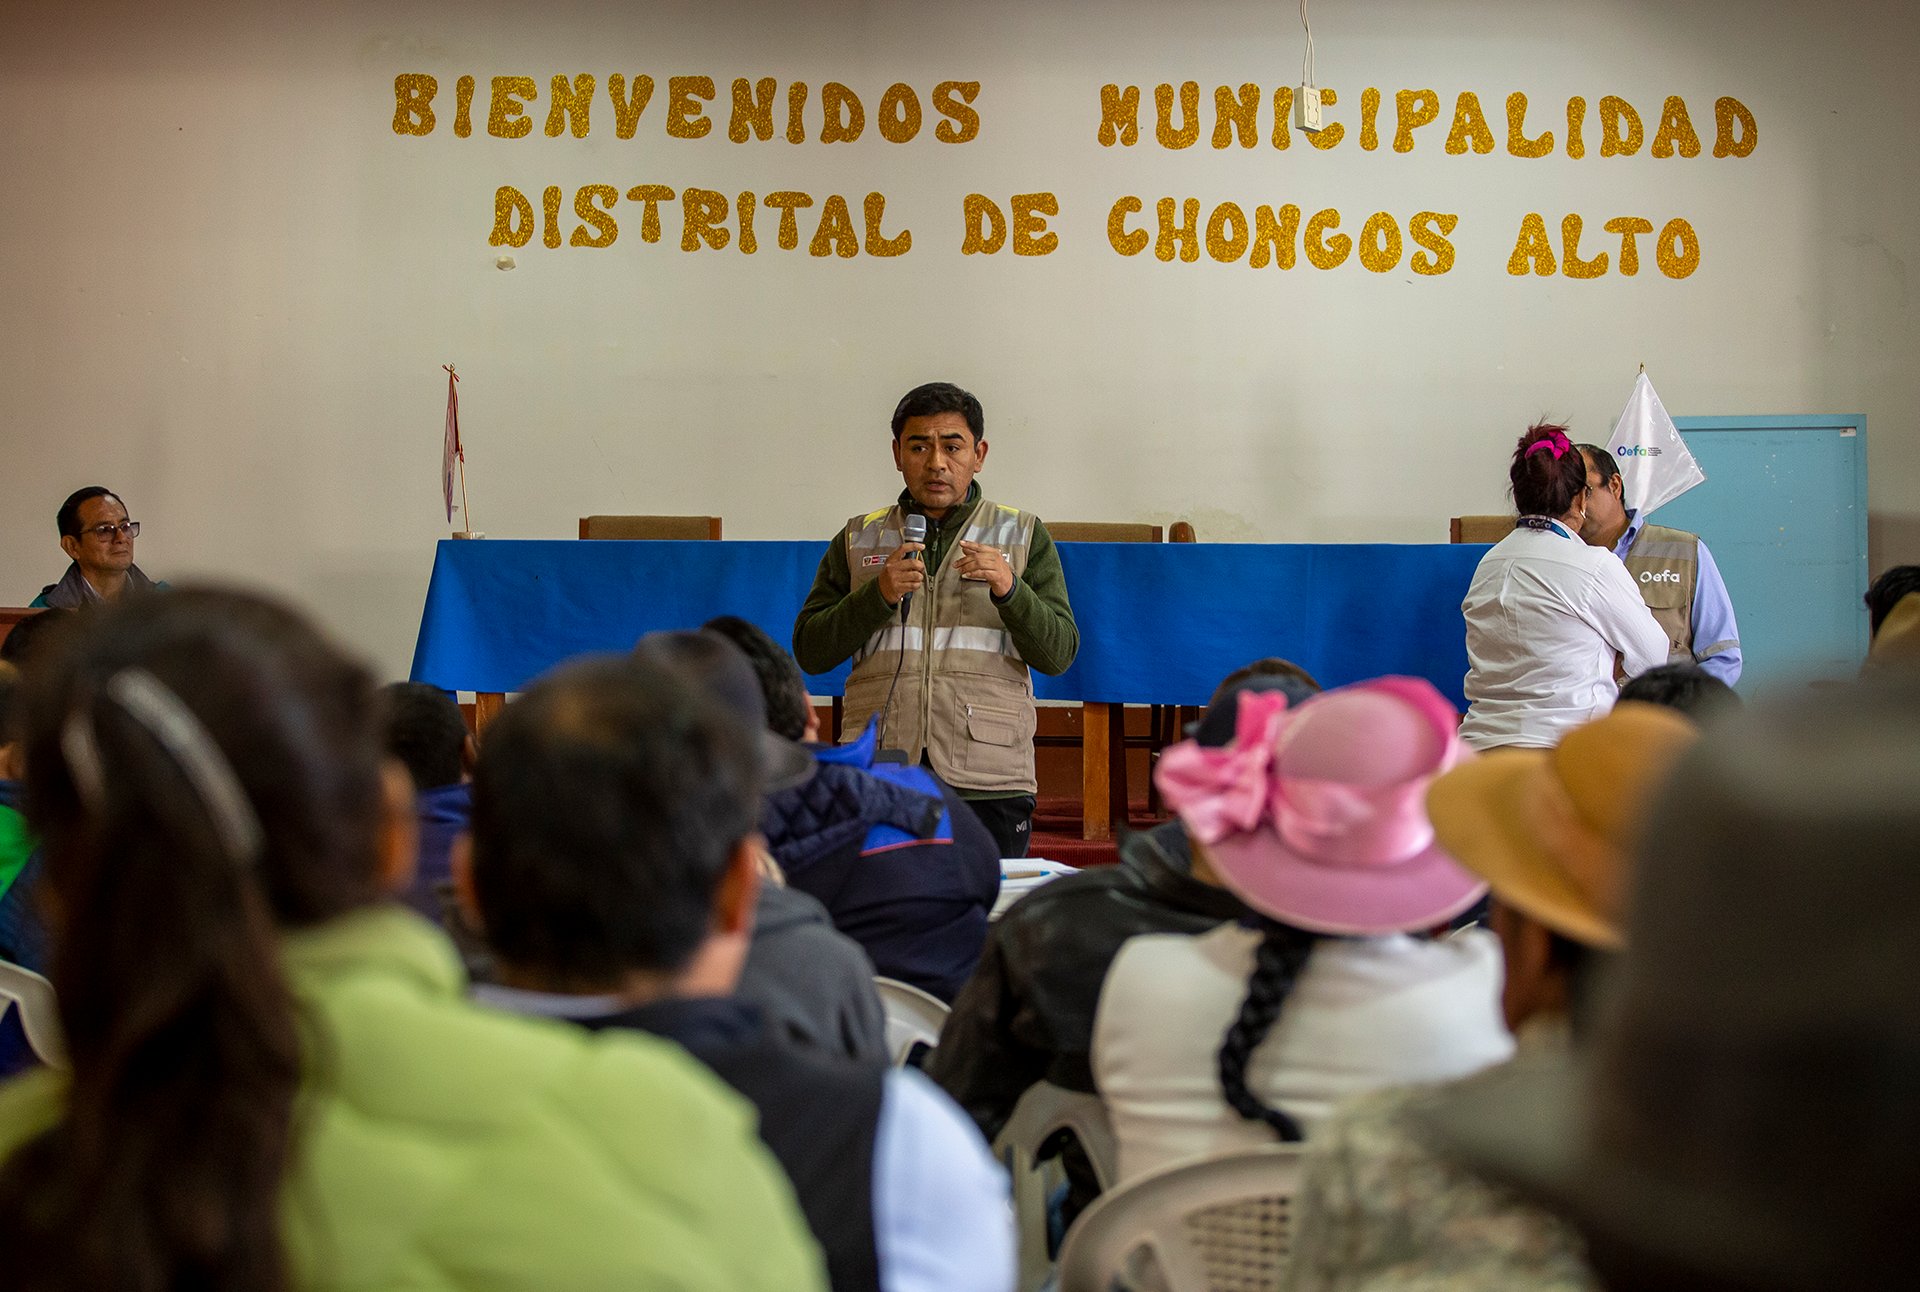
top-left (1156, 679), bottom-right (1467, 869)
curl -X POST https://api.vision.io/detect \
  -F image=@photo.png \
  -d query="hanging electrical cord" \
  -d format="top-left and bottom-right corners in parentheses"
top-left (1300, 0), bottom-right (1316, 89)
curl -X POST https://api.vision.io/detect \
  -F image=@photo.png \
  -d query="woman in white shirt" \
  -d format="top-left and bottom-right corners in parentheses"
top-left (1092, 677), bottom-right (1513, 1184)
top-left (1458, 424), bottom-right (1668, 752)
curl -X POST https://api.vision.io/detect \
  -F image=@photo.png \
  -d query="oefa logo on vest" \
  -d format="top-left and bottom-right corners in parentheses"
top-left (1616, 445), bottom-right (1664, 457)
top-left (1641, 569), bottom-right (1684, 584)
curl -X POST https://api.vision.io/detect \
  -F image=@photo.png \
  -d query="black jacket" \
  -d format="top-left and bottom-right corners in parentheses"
top-left (763, 760), bottom-right (1000, 1002)
top-left (927, 820), bottom-right (1251, 1143)
top-left (581, 997), bottom-right (887, 1292)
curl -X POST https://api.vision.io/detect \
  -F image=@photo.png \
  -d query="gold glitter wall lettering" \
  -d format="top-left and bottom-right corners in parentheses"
top-left (393, 73), bottom-right (1754, 280)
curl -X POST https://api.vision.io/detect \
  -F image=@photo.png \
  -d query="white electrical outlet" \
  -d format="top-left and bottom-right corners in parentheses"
top-left (1296, 85), bottom-right (1323, 131)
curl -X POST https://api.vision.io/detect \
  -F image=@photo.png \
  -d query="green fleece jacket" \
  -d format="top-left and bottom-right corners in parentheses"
top-left (0, 905), bottom-right (827, 1292)
top-left (792, 483), bottom-right (1079, 679)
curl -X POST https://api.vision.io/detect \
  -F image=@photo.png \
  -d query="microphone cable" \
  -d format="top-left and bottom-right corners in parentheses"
top-left (874, 513), bottom-right (929, 755)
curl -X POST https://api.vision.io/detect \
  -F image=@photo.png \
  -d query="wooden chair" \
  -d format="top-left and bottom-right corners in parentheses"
top-left (578, 515), bottom-right (723, 541)
top-left (1041, 521), bottom-right (1198, 840)
top-left (467, 519), bottom-right (726, 738)
top-left (1449, 516), bottom-right (1517, 544)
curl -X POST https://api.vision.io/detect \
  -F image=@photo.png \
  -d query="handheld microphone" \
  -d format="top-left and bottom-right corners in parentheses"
top-left (876, 512), bottom-right (930, 760)
top-left (899, 513), bottom-right (929, 621)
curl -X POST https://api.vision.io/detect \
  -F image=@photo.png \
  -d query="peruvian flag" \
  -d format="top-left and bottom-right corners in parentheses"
top-left (442, 365), bottom-right (462, 523)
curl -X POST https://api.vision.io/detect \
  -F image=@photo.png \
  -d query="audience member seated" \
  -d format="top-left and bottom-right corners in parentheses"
top-left (705, 614), bottom-right (1000, 1002)
top-left (380, 681), bottom-right (476, 921)
top-left (0, 612), bottom-right (77, 975)
top-left (0, 607), bottom-right (77, 671)
top-left (1093, 677), bottom-right (1513, 1184)
top-left (457, 652), bottom-right (1014, 1292)
top-left (1282, 702), bottom-right (1698, 1292)
top-left (0, 664), bottom-right (25, 903)
top-left (1862, 564), bottom-right (1920, 669)
top-left (0, 663), bottom-right (31, 1076)
top-left (0, 589), bottom-right (826, 1291)
top-left (929, 668), bottom-right (1316, 1137)
top-left (1615, 661), bottom-right (1741, 720)
top-left (637, 629), bottom-right (889, 1062)
top-left (1421, 674), bottom-right (1920, 1292)
top-left (30, 487), bottom-right (167, 608)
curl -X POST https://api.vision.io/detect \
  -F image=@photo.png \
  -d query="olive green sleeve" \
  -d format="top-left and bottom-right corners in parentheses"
top-left (994, 521), bottom-right (1079, 677)
top-left (791, 524), bottom-right (900, 676)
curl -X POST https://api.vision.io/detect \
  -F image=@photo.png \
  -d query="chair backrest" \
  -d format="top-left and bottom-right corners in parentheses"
top-left (0, 959), bottom-right (68, 1070)
top-left (1, 607), bottom-right (42, 652)
top-left (1056, 1145), bottom-right (1305, 1292)
top-left (995, 1081), bottom-right (1122, 1292)
top-left (1047, 522), bottom-right (1162, 544)
top-left (873, 976), bottom-right (949, 1067)
top-left (1450, 515), bottom-right (1517, 544)
top-left (578, 515), bottom-right (722, 540)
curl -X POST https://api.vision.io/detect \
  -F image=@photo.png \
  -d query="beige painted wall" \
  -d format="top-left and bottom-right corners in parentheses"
top-left (2, 0), bottom-right (1915, 679)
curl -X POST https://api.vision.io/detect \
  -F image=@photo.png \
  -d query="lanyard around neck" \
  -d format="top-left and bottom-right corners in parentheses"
top-left (1515, 515), bottom-right (1574, 540)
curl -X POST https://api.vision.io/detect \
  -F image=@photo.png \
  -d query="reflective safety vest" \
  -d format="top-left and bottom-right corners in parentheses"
top-left (1623, 522), bottom-right (1699, 664)
top-left (842, 495), bottom-right (1038, 794)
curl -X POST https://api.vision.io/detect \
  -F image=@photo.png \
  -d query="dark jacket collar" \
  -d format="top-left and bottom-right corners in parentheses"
top-left (585, 995), bottom-right (767, 1049)
top-left (41, 561), bottom-right (159, 609)
top-left (1119, 819), bottom-right (1253, 921)
top-left (896, 480), bottom-right (981, 527)
top-left (760, 762), bottom-right (944, 875)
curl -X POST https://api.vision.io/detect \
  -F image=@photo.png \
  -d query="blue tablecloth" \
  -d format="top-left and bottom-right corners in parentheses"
top-left (409, 539), bottom-right (1488, 707)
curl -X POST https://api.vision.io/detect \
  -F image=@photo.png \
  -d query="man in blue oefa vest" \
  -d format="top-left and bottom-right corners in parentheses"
top-left (793, 382), bottom-right (1079, 859)
top-left (1577, 445), bottom-right (1742, 685)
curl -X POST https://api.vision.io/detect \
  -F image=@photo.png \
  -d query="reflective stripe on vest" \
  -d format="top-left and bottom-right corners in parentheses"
top-left (1623, 523), bottom-right (1699, 664)
top-left (840, 496), bottom-right (1039, 792)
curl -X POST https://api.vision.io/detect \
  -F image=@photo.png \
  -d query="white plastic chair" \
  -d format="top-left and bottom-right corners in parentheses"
top-left (0, 959), bottom-right (68, 1070)
top-left (873, 976), bottom-right (949, 1067)
top-left (1055, 1145), bottom-right (1305, 1292)
top-left (994, 1080), bottom-right (1121, 1292)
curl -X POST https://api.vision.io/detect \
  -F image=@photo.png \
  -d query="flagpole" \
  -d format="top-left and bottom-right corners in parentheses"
top-left (443, 363), bottom-right (472, 535)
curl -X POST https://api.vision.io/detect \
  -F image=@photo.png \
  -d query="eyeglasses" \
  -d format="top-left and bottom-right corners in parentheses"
top-left (79, 521), bottom-right (140, 540)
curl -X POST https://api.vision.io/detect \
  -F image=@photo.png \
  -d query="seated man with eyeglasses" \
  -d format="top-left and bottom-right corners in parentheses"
top-left (30, 487), bottom-right (168, 609)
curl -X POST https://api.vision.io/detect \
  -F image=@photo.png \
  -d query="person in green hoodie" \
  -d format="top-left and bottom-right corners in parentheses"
top-left (0, 587), bottom-right (827, 1292)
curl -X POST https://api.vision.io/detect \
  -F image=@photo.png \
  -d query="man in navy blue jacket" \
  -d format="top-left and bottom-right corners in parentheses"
top-left (705, 616), bottom-right (1001, 1002)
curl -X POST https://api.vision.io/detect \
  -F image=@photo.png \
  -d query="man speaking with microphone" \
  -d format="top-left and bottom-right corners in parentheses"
top-left (794, 382), bottom-right (1078, 858)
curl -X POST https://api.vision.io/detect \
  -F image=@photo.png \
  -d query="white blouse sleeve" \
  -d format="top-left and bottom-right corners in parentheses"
top-left (1585, 558), bottom-right (1671, 677)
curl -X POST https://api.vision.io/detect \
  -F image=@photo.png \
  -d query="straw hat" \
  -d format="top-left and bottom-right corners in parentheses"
top-left (1422, 675), bottom-right (1920, 1289)
top-left (1869, 590), bottom-right (1920, 665)
top-left (1425, 702), bottom-right (1697, 949)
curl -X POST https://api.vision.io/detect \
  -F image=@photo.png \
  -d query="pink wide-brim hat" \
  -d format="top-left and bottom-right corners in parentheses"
top-left (1156, 676), bottom-right (1487, 936)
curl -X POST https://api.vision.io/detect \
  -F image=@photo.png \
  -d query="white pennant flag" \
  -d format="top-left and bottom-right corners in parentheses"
top-left (1606, 371), bottom-right (1704, 517)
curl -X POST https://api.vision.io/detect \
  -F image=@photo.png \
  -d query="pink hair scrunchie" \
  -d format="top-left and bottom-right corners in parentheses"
top-left (1526, 431), bottom-right (1572, 460)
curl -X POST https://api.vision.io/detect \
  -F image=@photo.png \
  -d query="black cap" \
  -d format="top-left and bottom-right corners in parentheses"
top-left (632, 630), bottom-right (816, 793)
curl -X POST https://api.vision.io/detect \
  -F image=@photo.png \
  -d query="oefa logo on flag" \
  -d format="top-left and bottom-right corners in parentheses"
top-left (1607, 372), bottom-right (1703, 517)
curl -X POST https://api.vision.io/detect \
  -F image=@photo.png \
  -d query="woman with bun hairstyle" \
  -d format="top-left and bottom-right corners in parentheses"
top-left (1458, 424), bottom-right (1667, 751)
top-left (0, 589), bottom-right (824, 1292)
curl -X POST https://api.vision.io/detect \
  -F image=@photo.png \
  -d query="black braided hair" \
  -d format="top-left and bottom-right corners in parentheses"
top-left (1216, 918), bottom-right (1321, 1141)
